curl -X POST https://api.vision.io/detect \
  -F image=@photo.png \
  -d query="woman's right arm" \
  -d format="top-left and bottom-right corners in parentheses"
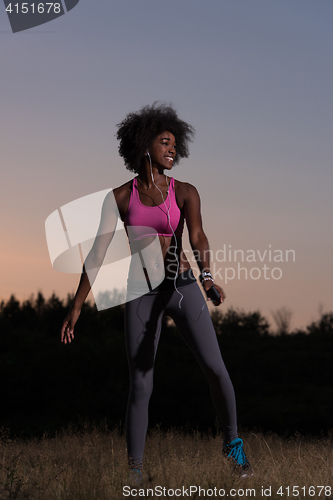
top-left (61, 189), bottom-right (125, 344)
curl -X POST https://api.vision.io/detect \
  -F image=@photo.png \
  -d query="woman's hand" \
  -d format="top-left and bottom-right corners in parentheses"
top-left (203, 280), bottom-right (226, 306)
top-left (61, 308), bottom-right (81, 344)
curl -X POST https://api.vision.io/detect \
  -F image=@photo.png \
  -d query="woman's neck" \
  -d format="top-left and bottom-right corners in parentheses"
top-left (137, 164), bottom-right (168, 190)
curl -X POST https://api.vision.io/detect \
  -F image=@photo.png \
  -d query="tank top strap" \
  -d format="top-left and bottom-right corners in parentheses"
top-left (133, 176), bottom-right (141, 201)
top-left (169, 177), bottom-right (177, 204)
top-left (126, 177), bottom-right (136, 213)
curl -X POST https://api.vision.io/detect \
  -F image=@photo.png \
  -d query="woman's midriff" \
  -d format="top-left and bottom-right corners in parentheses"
top-left (161, 235), bottom-right (191, 278)
top-left (127, 235), bottom-right (191, 282)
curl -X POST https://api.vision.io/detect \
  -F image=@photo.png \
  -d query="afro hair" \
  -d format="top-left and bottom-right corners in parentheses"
top-left (116, 102), bottom-right (195, 173)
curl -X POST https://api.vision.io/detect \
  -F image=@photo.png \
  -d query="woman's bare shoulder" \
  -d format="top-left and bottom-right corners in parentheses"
top-left (112, 179), bottom-right (133, 218)
top-left (113, 179), bottom-right (132, 196)
top-left (173, 179), bottom-right (200, 205)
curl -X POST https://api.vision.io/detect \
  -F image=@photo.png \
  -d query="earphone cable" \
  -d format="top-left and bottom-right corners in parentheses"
top-left (147, 152), bottom-right (184, 308)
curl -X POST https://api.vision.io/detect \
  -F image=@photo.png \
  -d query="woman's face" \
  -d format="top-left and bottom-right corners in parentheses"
top-left (147, 131), bottom-right (176, 170)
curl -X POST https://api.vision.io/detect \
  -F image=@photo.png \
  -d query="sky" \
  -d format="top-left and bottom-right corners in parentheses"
top-left (1, 0), bottom-right (332, 331)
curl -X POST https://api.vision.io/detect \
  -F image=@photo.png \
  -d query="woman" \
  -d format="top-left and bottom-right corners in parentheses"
top-left (61, 103), bottom-right (252, 479)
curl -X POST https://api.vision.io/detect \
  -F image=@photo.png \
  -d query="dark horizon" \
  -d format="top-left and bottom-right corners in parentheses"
top-left (1, 291), bottom-right (332, 439)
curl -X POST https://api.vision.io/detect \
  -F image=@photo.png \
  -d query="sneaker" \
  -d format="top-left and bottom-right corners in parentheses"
top-left (128, 468), bottom-right (144, 485)
top-left (223, 438), bottom-right (253, 478)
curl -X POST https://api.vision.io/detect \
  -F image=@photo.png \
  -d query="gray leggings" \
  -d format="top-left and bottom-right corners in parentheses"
top-left (124, 280), bottom-right (238, 468)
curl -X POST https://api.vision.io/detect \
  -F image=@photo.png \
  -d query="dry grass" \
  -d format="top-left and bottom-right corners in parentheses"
top-left (0, 426), bottom-right (332, 499)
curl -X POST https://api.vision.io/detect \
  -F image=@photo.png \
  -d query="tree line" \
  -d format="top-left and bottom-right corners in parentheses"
top-left (1, 293), bottom-right (332, 438)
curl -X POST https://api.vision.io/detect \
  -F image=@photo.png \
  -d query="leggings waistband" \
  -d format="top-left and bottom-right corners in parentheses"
top-left (127, 268), bottom-right (196, 296)
top-left (149, 268), bottom-right (196, 293)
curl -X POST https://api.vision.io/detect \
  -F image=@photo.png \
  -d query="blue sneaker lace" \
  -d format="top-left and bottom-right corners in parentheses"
top-left (225, 438), bottom-right (247, 466)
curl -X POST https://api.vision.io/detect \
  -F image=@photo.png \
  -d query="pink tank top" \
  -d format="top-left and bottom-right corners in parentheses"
top-left (124, 177), bottom-right (184, 241)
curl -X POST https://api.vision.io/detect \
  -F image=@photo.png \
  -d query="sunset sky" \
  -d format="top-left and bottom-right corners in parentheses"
top-left (1, 0), bottom-right (332, 331)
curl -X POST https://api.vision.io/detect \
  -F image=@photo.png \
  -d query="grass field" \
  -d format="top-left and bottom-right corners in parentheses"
top-left (0, 426), bottom-right (332, 499)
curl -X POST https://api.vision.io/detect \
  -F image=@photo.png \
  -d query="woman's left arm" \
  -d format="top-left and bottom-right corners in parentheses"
top-left (182, 183), bottom-right (226, 306)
